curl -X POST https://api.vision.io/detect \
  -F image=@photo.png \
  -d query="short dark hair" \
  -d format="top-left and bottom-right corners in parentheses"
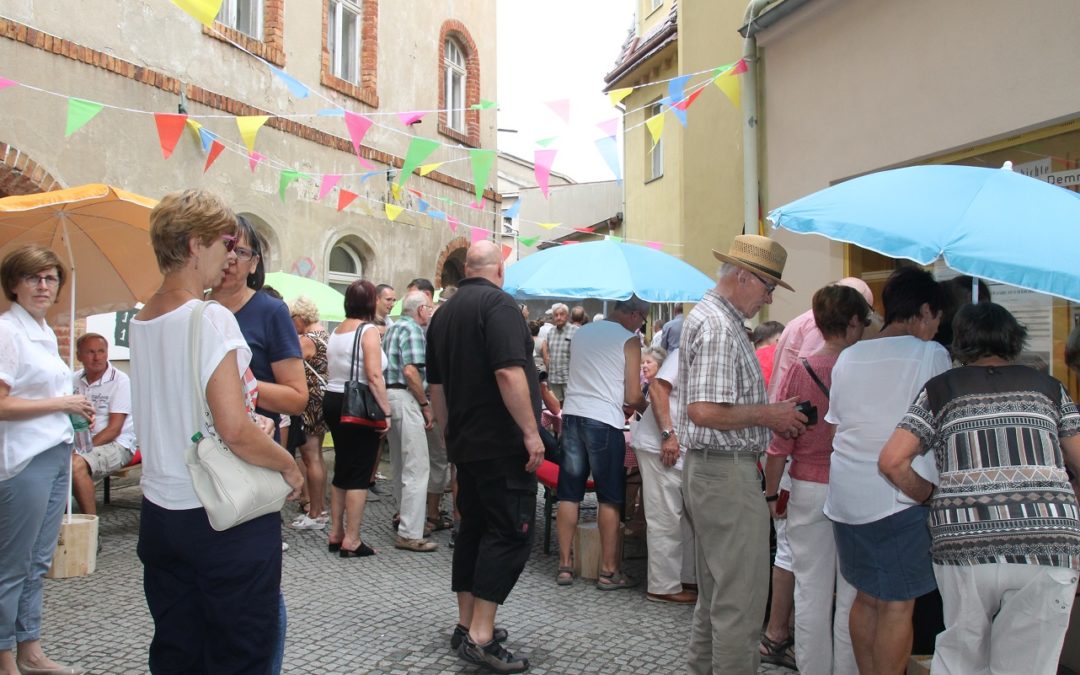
top-left (951, 302), bottom-right (1026, 364)
top-left (812, 285), bottom-right (870, 339)
top-left (407, 278), bottom-right (435, 295)
top-left (934, 275), bottom-right (992, 348)
top-left (236, 215), bottom-right (267, 290)
top-left (375, 283), bottom-right (394, 297)
top-left (345, 279), bottom-right (377, 320)
top-left (260, 285), bottom-right (283, 301)
top-left (751, 320), bottom-right (785, 346)
top-left (570, 306), bottom-right (587, 323)
top-left (1, 244), bottom-right (67, 302)
top-left (881, 266), bottom-right (945, 327)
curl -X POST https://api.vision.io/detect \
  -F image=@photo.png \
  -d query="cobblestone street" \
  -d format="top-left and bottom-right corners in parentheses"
top-left (40, 459), bottom-right (796, 674)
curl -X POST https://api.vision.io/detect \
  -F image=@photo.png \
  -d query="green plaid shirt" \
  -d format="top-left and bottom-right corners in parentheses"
top-left (384, 315), bottom-right (427, 388)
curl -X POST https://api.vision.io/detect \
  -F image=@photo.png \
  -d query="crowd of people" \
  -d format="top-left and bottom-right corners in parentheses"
top-left (0, 190), bottom-right (1077, 674)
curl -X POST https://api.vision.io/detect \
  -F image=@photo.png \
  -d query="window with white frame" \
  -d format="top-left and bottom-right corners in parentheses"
top-left (217, 0), bottom-right (264, 39)
top-left (328, 0), bottom-right (363, 84)
top-left (649, 0), bottom-right (664, 13)
top-left (444, 38), bottom-right (467, 133)
top-left (647, 101), bottom-right (664, 181)
top-left (328, 242), bottom-right (363, 295)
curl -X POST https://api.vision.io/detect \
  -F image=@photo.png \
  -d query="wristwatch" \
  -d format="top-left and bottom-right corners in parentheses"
top-left (660, 428), bottom-right (675, 440)
top-left (764, 493), bottom-right (779, 502)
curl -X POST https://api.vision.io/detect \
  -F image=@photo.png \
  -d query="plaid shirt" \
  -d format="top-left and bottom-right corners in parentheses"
top-left (545, 323), bottom-right (577, 384)
top-left (383, 315), bottom-right (426, 389)
top-left (676, 289), bottom-right (770, 452)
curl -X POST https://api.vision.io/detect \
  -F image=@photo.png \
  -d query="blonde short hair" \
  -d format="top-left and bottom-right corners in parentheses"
top-left (1, 244), bottom-right (67, 302)
top-left (289, 295), bottom-right (320, 325)
top-left (149, 189), bottom-right (237, 273)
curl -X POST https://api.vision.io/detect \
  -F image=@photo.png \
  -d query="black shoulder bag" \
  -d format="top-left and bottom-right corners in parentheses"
top-left (340, 323), bottom-right (388, 430)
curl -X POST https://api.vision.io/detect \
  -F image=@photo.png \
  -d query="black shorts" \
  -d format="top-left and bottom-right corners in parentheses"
top-left (323, 391), bottom-right (379, 490)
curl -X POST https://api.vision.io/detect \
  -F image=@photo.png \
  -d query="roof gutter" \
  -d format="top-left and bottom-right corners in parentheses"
top-left (603, 22), bottom-right (678, 89)
top-left (739, 0), bottom-right (812, 235)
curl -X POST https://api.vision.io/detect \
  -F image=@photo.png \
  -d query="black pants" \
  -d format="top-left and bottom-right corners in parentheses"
top-left (137, 499), bottom-right (281, 675)
top-left (452, 455), bottom-right (537, 604)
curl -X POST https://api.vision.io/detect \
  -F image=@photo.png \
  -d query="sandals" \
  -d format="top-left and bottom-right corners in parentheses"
top-left (339, 541), bottom-right (376, 558)
top-left (556, 566), bottom-right (575, 586)
top-left (759, 633), bottom-right (797, 670)
top-left (595, 570), bottom-right (639, 591)
top-left (394, 536), bottom-right (438, 552)
top-left (425, 514), bottom-right (453, 535)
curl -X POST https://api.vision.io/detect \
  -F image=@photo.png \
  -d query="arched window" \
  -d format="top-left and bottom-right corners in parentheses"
top-left (327, 242), bottom-right (363, 294)
top-left (444, 39), bottom-right (466, 133)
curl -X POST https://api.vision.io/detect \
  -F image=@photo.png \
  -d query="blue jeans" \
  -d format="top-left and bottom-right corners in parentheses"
top-left (270, 592), bottom-right (286, 674)
top-left (0, 442), bottom-right (70, 650)
top-left (556, 414), bottom-right (626, 505)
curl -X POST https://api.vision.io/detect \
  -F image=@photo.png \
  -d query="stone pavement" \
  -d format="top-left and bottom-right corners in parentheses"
top-left (41, 461), bottom-right (797, 674)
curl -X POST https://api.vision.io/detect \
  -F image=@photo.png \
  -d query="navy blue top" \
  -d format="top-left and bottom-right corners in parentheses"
top-left (234, 290), bottom-right (302, 417)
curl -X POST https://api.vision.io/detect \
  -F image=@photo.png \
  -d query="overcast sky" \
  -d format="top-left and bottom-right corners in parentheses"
top-left (496, 0), bottom-right (635, 183)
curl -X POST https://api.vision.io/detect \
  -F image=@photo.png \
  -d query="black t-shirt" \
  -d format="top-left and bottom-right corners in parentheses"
top-left (426, 277), bottom-right (541, 464)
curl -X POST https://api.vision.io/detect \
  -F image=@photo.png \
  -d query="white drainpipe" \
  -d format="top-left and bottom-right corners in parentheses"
top-left (742, 0), bottom-right (777, 235)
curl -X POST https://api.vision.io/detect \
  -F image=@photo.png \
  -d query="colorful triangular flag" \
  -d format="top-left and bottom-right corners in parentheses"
top-left (0, 78), bottom-right (18, 90)
top-left (645, 112), bottom-right (665, 148)
top-left (268, 66), bottom-right (310, 99)
top-left (278, 170), bottom-right (303, 202)
top-left (536, 136), bottom-right (558, 148)
top-left (343, 111), bottom-right (376, 169)
top-left (594, 136), bottom-right (622, 183)
top-left (153, 113), bottom-right (188, 160)
top-left (385, 203), bottom-right (404, 221)
top-left (545, 99), bottom-right (570, 124)
top-left (65, 98), bottom-right (103, 137)
top-left (608, 87), bottom-right (633, 106)
top-left (470, 227), bottom-right (489, 243)
top-left (248, 151), bottom-right (265, 172)
top-left (597, 118), bottom-right (619, 138)
top-left (607, 235), bottom-right (623, 243)
top-left (236, 115), bottom-right (269, 152)
top-left (203, 140), bottom-right (225, 172)
top-left (667, 76), bottom-right (690, 127)
top-left (419, 162), bottom-right (443, 176)
top-left (645, 241), bottom-right (663, 250)
top-left (518, 235), bottom-right (539, 247)
top-left (396, 111), bottom-right (426, 126)
top-left (337, 189), bottom-right (358, 212)
top-left (447, 216), bottom-right (460, 233)
top-left (534, 149), bottom-right (558, 199)
top-left (502, 244), bottom-right (513, 261)
top-left (317, 174), bottom-right (341, 201)
top-left (397, 137), bottom-right (441, 186)
top-left (170, 0), bottom-right (223, 27)
top-left (503, 200), bottom-right (521, 219)
top-left (714, 69), bottom-right (741, 108)
top-left (470, 99), bottom-right (497, 110)
top-left (674, 85), bottom-right (706, 111)
top-left (469, 149), bottom-right (496, 204)
top-left (537, 222), bottom-right (560, 230)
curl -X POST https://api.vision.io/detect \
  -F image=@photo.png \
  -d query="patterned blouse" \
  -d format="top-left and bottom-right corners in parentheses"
top-left (301, 330), bottom-right (328, 435)
top-left (898, 365), bottom-right (1080, 570)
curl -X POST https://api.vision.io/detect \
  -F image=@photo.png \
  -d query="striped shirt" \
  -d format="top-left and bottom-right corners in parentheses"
top-left (677, 289), bottom-right (769, 452)
top-left (899, 365), bottom-right (1080, 570)
top-left (383, 315), bottom-right (426, 389)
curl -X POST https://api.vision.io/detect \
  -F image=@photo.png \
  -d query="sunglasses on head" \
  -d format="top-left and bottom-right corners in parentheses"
top-left (220, 234), bottom-right (238, 252)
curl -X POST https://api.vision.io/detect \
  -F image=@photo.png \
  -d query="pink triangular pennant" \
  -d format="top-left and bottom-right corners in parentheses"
top-left (729, 58), bottom-right (748, 75)
top-left (534, 149), bottom-right (558, 199)
top-left (597, 118), bottom-right (619, 137)
top-left (396, 111), bottom-right (426, 126)
top-left (343, 111), bottom-right (376, 169)
top-left (153, 113), bottom-right (188, 160)
top-left (545, 99), bottom-right (570, 124)
top-left (447, 216), bottom-right (460, 233)
top-left (0, 78), bottom-right (17, 90)
top-left (203, 140), bottom-right (225, 173)
top-left (337, 189), bottom-right (359, 212)
top-left (248, 151), bottom-right (265, 172)
top-left (470, 227), bottom-right (488, 243)
top-left (318, 174), bottom-right (342, 201)
top-left (574, 226), bottom-right (596, 233)
top-left (469, 199), bottom-right (486, 211)
top-left (645, 241), bottom-right (663, 250)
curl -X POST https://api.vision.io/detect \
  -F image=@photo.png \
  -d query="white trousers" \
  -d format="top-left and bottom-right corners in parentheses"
top-left (787, 478), bottom-right (857, 675)
top-left (931, 562), bottom-right (1078, 675)
top-left (387, 389), bottom-right (430, 539)
top-left (634, 448), bottom-right (695, 594)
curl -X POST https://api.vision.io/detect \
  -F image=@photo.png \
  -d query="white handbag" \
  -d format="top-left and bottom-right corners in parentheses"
top-left (185, 301), bottom-right (291, 531)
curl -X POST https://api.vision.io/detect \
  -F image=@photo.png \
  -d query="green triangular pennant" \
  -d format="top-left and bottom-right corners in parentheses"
top-left (518, 236), bottom-right (540, 247)
top-left (469, 149), bottom-right (496, 204)
top-left (397, 137), bottom-right (441, 187)
top-left (65, 98), bottom-right (104, 137)
top-left (278, 170), bottom-right (302, 202)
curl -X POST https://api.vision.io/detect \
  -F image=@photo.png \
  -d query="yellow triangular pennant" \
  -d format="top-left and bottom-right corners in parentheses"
top-left (419, 162), bottom-right (443, 176)
top-left (537, 222), bottom-right (561, 230)
top-left (390, 183), bottom-right (402, 201)
top-left (608, 87), bottom-right (633, 106)
top-left (714, 72), bottom-right (741, 109)
top-left (236, 115), bottom-right (269, 152)
top-left (385, 203), bottom-right (404, 221)
top-left (170, 0), bottom-right (223, 27)
top-left (645, 112), bottom-right (665, 148)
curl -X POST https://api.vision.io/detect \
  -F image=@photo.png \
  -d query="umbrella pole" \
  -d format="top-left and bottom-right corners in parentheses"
top-left (63, 222), bottom-right (76, 522)
top-left (971, 276), bottom-right (979, 304)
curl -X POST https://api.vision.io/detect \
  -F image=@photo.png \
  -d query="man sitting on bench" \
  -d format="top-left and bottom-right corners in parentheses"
top-left (71, 333), bottom-right (136, 515)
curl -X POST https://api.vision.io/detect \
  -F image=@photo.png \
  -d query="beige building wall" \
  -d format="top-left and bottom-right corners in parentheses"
top-left (755, 0), bottom-right (1080, 321)
top-left (0, 0), bottom-right (497, 292)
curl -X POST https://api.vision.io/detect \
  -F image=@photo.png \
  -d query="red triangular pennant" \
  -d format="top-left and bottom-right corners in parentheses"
top-left (502, 244), bottom-right (513, 261)
top-left (574, 226), bottom-right (596, 233)
top-left (203, 140), bottom-right (225, 172)
top-left (674, 86), bottom-right (706, 111)
top-left (154, 113), bottom-right (188, 159)
top-left (337, 189), bottom-right (359, 212)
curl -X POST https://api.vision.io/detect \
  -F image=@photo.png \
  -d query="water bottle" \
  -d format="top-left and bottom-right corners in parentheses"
top-left (71, 414), bottom-right (93, 455)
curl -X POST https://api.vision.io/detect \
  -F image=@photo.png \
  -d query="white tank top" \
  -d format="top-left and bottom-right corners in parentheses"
top-left (325, 323), bottom-right (387, 393)
top-left (562, 321), bottom-right (635, 429)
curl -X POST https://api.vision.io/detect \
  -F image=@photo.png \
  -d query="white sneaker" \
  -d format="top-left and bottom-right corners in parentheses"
top-left (315, 511), bottom-right (329, 525)
top-left (281, 542), bottom-right (289, 552)
top-left (291, 514), bottom-right (325, 530)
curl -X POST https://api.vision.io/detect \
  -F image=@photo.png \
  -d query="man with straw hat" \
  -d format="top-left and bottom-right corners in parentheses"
top-left (678, 234), bottom-right (808, 674)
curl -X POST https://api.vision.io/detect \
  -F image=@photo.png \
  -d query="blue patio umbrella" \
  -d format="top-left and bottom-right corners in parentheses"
top-left (503, 240), bottom-right (713, 303)
top-left (768, 164), bottom-right (1080, 302)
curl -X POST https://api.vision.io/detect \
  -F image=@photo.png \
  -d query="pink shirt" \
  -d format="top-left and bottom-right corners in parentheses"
top-left (756, 344), bottom-right (778, 389)
top-left (767, 309), bottom-right (825, 402)
top-left (766, 352), bottom-right (837, 484)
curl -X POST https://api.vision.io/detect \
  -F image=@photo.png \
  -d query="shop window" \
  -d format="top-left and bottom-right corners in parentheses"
top-left (647, 100), bottom-right (664, 182)
top-left (328, 242), bottom-right (364, 294)
top-left (329, 0), bottom-right (363, 84)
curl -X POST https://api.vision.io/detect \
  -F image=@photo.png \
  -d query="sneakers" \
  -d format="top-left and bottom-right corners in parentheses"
top-left (450, 624), bottom-right (508, 651)
top-left (457, 634), bottom-right (528, 673)
top-left (291, 514), bottom-right (325, 530)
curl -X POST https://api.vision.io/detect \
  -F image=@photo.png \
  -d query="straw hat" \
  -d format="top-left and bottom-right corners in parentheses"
top-left (712, 234), bottom-right (794, 291)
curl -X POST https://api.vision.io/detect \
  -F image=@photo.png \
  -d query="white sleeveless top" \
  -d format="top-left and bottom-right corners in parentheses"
top-left (326, 323), bottom-right (387, 393)
top-left (562, 320), bottom-right (635, 429)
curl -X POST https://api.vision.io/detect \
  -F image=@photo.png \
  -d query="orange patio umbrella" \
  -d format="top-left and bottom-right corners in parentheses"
top-left (0, 184), bottom-right (161, 351)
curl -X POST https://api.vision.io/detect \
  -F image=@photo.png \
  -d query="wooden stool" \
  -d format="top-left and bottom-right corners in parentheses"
top-left (572, 521), bottom-right (623, 580)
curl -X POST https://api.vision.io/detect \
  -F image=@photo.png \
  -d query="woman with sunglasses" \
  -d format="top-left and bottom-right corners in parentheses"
top-left (0, 244), bottom-right (93, 675)
top-left (130, 190), bottom-right (302, 674)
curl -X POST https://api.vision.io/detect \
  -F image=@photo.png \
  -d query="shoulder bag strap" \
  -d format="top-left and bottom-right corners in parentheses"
top-left (800, 358), bottom-right (830, 398)
top-left (189, 300), bottom-right (217, 440)
top-left (349, 323), bottom-right (365, 382)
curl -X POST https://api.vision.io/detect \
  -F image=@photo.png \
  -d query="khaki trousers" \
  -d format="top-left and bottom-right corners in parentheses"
top-left (387, 389), bottom-right (430, 539)
top-left (634, 448), bottom-right (696, 595)
top-left (683, 449), bottom-right (769, 675)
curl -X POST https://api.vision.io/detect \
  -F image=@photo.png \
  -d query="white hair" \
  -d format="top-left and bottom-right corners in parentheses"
top-left (402, 290), bottom-right (427, 316)
top-left (551, 303), bottom-right (569, 314)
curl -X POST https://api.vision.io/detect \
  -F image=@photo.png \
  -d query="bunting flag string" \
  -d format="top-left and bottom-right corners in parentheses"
top-left (236, 115), bottom-right (269, 152)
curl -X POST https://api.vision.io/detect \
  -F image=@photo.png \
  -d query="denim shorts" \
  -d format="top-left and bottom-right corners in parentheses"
top-left (556, 414), bottom-right (626, 505)
top-left (834, 505), bottom-right (936, 601)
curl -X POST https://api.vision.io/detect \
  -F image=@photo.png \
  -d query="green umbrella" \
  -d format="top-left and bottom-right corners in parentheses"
top-left (263, 272), bottom-right (346, 322)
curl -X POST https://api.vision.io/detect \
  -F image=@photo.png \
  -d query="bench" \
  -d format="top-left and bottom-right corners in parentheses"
top-left (535, 459), bottom-right (594, 555)
top-left (102, 449), bottom-right (141, 504)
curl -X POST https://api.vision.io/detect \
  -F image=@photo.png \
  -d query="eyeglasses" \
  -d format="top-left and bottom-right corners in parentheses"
top-left (749, 272), bottom-right (777, 295)
top-left (220, 234), bottom-right (239, 252)
top-left (234, 246), bottom-right (258, 262)
top-left (22, 274), bottom-right (60, 288)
